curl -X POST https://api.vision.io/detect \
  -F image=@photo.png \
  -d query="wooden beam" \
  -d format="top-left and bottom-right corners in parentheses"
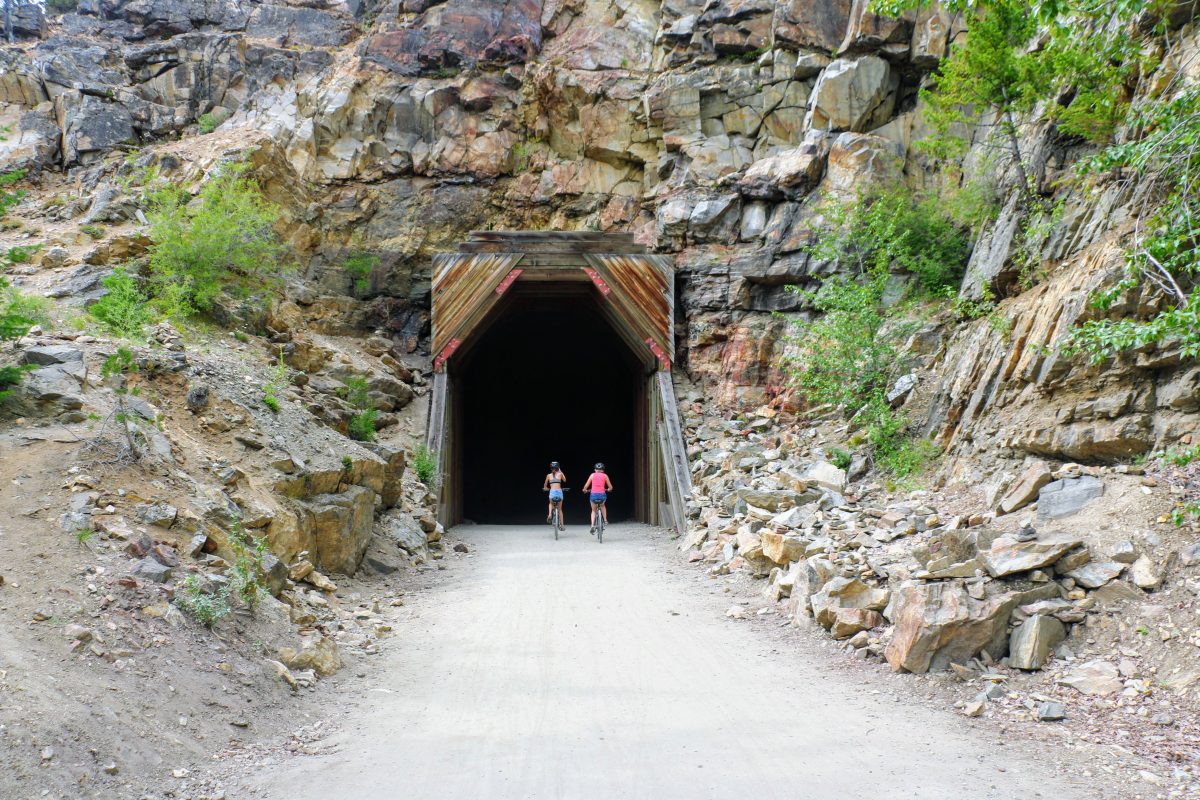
top-left (656, 370), bottom-right (692, 533)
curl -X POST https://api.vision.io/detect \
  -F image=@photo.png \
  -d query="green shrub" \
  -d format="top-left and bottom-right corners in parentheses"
top-left (0, 277), bottom-right (36, 403)
top-left (174, 576), bottom-right (231, 627)
top-left (864, 397), bottom-right (938, 478)
top-left (2, 279), bottom-right (50, 330)
top-left (816, 189), bottom-right (971, 296)
top-left (827, 448), bottom-right (852, 471)
top-left (413, 443), bottom-right (439, 487)
top-left (0, 363), bottom-right (31, 405)
top-left (261, 351), bottom-right (287, 413)
top-left (101, 347), bottom-right (143, 460)
top-left (342, 375), bottom-right (377, 441)
top-left (80, 224), bottom-right (105, 239)
top-left (0, 169), bottom-right (26, 219)
top-left (0, 278), bottom-right (33, 341)
top-left (6, 244), bottom-right (40, 264)
top-left (348, 409), bottom-right (378, 442)
top-left (89, 267), bottom-right (152, 340)
top-left (344, 252), bottom-right (378, 296)
top-left (145, 162), bottom-right (284, 318)
top-left (197, 113), bottom-right (219, 134)
top-left (1065, 87), bottom-right (1200, 363)
top-left (1160, 445), bottom-right (1200, 468)
top-left (785, 270), bottom-right (893, 410)
top-left (784, 261), bottom-right (939, 478)
top-left (227, 522), bottom-right (269, 611)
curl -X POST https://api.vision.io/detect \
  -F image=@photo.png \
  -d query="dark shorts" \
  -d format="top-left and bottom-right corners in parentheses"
top-left (590, 492), bottom-right (607, 504)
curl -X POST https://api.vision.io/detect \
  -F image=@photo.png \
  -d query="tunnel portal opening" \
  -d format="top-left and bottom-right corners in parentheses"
top-left (427, 231), bottom-right (692, 533)
top-left (457, 291), bottom-right (641, 525)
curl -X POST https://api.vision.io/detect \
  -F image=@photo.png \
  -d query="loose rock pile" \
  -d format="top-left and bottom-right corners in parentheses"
top-left (679, 406), bottom-right (1182, 683)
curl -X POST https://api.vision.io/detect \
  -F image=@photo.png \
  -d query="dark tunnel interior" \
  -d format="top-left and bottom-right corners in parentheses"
top-left (457, 293), bottom-right (641, 525)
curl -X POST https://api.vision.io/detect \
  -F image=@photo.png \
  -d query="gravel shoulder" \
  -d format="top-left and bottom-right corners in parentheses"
top-left (239, 523), bottom-right (1106, 800)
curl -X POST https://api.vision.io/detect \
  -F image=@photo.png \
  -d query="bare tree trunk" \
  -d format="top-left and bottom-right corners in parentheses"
top-left (4, 0), bottom-right (14, 44)
top-left (999, 88), bottom-right (1034, 205)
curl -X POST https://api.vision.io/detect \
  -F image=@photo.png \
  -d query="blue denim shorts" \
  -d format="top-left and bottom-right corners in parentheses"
top-left (590, 492), bottom-right (607, 504)
top-left (548, 489), bottom-right (563, 502)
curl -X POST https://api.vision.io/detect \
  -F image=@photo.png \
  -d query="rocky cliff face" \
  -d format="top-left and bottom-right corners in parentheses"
top-left (1, 0), bottom-right (1196, 481)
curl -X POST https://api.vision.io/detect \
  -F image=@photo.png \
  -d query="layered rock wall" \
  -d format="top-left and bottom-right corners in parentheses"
top-left (2, 0), bottom-right (1197, 480)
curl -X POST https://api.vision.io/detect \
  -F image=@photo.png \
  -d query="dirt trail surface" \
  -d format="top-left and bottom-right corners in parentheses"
top-left (242, 524), bottom-right (1097, 800)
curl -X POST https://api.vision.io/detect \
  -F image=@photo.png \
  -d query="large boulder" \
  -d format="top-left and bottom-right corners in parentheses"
top-left (55, 93), bottom-right (135, 166)
top-left (821, 132), bottom-right (904, 196)
top-left (299, 485), bottom-right (375, 576)
top-left (735, 132), bottom-right (831, 200)
top-left (246, 5), bottom-right (353, 47)
top-left (20, 345), bottom-right (84, 366)
top-left (829, 608), bottom-right (883, 639)
top-left (1064, 561), bottom-right (1124, 589)
top-left (806, 56), bottom-right (896, 132)
top-left (884, 582), bottom-right (1057, 673)
top-left (774, 0), bottom-right (852, 52)
top-left (365, 0), bottom-right (543, 76)
top-left (799, 460), bottom-right (847, 493)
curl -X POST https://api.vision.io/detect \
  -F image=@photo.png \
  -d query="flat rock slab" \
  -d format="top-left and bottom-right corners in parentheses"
top-left (20, 345), bottom-right (84, 366)
top-left (1037, 476), bottom-right (1105, 520)
top-left (980, 534), bottom-right (1084, 578)
top-left (1060, 660), bottom-right (1123, 696)
top-left (1065, 561), bottom-right (1125, 589)
top-left (998, 462), bottom-right (1053, 514)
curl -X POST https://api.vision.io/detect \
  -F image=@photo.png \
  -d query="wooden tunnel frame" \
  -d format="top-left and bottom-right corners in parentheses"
top-left (425, 231), bottom-right (692, 530)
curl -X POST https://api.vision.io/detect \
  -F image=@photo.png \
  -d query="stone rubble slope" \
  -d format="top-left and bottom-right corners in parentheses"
top-left (677, 394), bottom-right (1200, 792)
top-left (0, 310), bottom-right (465, 798)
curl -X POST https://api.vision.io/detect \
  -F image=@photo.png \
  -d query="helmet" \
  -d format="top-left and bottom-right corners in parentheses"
top-left (594, 462), bottom-right (605, 470)
top-left (550, 461), bottom-right (559, 468)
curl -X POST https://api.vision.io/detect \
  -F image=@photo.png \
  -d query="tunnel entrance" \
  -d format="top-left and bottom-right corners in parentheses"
top-left (457, 290), bottom-right (640, 524)
top-left (427, 232), bottom-right (692, 531)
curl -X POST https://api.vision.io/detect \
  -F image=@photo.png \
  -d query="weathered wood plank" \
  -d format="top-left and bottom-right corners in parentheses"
top-left (426, 371), bottom-right (448, 455)
top-left (459, 241), bottom-right (645, 254)
top-left (467, 230), bottom-right (637, 244)
top-left (656, 370), bottom-right (693, 530)
top-left (657, 419), bottom-right (685, 533)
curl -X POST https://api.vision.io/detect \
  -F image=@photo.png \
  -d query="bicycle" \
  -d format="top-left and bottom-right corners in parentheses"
top-left (544, 488), bottom-right (568, 540)
top-left (590, 490), bottom-right (610, 544)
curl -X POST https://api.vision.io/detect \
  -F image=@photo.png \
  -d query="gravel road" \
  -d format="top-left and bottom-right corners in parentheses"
top-left (244, 524), bottom-right (1094, 800)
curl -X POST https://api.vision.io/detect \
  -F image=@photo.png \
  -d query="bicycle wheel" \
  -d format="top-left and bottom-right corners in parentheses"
top-left (552, 505), bottom-right (559, 540)
top-left (597, 506), bottom-right (604, 543)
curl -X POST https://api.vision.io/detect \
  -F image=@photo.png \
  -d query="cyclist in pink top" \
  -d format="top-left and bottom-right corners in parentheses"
top-left (581, 463), bottom-right (612, 534)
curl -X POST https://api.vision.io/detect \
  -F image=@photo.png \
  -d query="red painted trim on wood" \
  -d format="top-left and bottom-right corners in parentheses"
top-left (433, 337), bottom-right (462, 371)
top-left (646, 338), bottom-right (670, 371)
top-left (582, 266), bottom-right (612, 296)
top-left (494, 268), bottom-right (523, 295)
